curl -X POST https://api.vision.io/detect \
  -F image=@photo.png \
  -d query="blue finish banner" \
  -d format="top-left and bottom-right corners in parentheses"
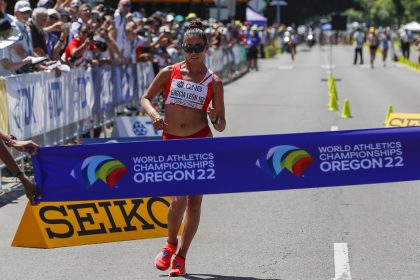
top-left (33, 127), bottom-right (420, 202)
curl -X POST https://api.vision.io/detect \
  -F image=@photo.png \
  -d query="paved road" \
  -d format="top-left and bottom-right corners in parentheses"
top-left (1, 45), bottom-right (419, 280)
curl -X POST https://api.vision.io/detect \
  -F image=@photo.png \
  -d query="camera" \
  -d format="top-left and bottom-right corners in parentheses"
top-left (69, 56), bottom-right (78, 63)
top-left (62, 23), bottom-right (71, 30)
top-left (93, 40), bottom-right (107, 52)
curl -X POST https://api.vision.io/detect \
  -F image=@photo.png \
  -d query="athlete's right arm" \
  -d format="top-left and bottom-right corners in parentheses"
top-left (140, 66), bottom-right (173, 130)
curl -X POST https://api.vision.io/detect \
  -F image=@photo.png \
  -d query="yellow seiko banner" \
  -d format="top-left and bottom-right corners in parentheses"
top-left (385, 113), bottom-right (420, 128)
top-left (0, 78), bottom-right (9, 133)
top-left (12, 197), bottom-right (172, 248)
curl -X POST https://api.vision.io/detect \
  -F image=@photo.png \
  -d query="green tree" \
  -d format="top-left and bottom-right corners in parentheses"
top-left (370, 0), bottom-right (397, 25)
top-left (344, 8), bottom-right (365, 23)
top-left (348, 0), bottom-right (419, 25)
top-left (401, 0), bottom-right (420, 22)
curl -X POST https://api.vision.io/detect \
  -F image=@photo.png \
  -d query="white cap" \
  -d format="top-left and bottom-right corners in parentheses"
top-left (47, 9), bottom-right (60, 18)
top-left (165, 14), bottom-right (174, 22)
top-left (159, 26), bottom-right (170, 33)
top-left (15, 1), bottom-right (32, 13)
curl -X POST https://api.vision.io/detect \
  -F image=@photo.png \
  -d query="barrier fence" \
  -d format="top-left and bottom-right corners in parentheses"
top-left (0, 44), bottom-right (248, 189)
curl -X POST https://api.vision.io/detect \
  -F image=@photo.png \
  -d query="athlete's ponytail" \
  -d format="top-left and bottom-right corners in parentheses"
top-left (183, 20), bottom-right (208, 46)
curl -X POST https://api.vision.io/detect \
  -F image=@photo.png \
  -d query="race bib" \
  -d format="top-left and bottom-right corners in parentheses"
top-left (165, 79), bottom-right (209, 110)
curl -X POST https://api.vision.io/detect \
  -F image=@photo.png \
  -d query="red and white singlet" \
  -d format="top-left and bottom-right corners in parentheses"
top-left (164, 63), bottom-right (214, 112)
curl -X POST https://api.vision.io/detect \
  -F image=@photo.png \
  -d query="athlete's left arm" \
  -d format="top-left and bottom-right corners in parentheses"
top-left (208, 75), bottom-right (226, 132)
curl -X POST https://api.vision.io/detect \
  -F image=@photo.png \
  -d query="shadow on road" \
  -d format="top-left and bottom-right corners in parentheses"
top-left (160, 274), bottom-right (283, 280)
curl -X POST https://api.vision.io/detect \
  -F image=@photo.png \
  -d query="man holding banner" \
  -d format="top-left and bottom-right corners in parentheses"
top-left (0, 129), bottom-right (39, 205)
top-left (141, 20), bottom-right (226, 277)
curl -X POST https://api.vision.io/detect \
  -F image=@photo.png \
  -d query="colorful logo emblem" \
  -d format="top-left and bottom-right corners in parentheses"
top-left (71, 155), bottom-right (128, 189)
top-left (256, 145), bottom-right (313, 177)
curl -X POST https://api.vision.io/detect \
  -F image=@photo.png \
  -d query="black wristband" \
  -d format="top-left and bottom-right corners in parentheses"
top-left (15, 171), bottom-right (23, 178)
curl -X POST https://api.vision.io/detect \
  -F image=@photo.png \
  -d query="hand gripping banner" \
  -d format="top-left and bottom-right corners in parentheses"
top-left (33, 127), bottom-right (420, 202)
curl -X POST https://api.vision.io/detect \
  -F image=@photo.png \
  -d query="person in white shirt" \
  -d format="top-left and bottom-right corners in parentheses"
top-left (0, 19), bottom-right (32, 76)
top-left (122, 21), bottom-right (137, 64)
top-left (70, 3), bottom-right (91, 39)
top-left (114, 0), bottom-right (131, 52)
top-left (400, 29), bottom-right (412, 59)
top-left (10, 1), bottom-right (34, 74)
top-left (353, 28), bottom-right (365, 65)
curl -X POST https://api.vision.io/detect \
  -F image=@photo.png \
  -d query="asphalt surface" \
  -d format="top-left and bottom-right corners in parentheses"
top-left (1, 45), bottom-right (419, 280)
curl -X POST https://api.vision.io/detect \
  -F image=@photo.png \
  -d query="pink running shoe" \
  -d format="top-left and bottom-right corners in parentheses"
top-left (169, 255), bottom-right (186, 277)
top-left (155, 242), bottom-right (177, 271)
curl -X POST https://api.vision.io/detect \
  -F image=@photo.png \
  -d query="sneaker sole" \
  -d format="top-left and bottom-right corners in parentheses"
top-left (156, 264), bottom-right (169, 271)
top-left (155, 256), bottom-right (170, 271)
top-left (169, 272), bottom-right (186, 277)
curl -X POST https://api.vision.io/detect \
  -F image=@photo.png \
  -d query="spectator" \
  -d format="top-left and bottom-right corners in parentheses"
top-left (99, 15), bottom-right (121, 62)
top-left (353, 27), bottom-right (364, 65)
top-left (91, 29), bottom-right (119, 66)
top-left (64, 6), bottom-right (78, 22)
top-left (10, 1), bottom-right (34, 73)
top-left (245, 26), bottom-right (260, 70)
top-left (155, 25), bottom-right (172, 68)
top-left (135, 27), bottom-right (153, 63)
top-left (29, 7), bottom-right (62, 75)
top-left (400, 28), bottom-right (412, 59)
top-left (45, 8), bottom-right (69, 60)
top-left (63, 24), bottom-right (97, 67)
top-left (70, 3), bottom-right (91, 39)
top-left (0, 19), bottom-right (32, 76)
top-left (90, 9), bottom-right (101, 30)
top-left (44, 8), bottom-right (65, 34)
top-left (37, 0), bottom-right (54, 9)
top-left (57, 8), bottom-right (71, 24)
top-left (122, 21), bottom-right (137, 64)
top-left (69, 0), bottom-right (81, 12)
top-left (0, 0), bottom-right (15, 23)
top-left (258, 26), bottom-right (267, 58)
top-left (30, 7), bottom-right (49, 57)
top-left (114, 0), bottom-right (132, 51)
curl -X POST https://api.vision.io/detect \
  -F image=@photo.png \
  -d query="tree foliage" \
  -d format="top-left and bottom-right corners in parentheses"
top-left (346, 0), bottom-right (420, 26)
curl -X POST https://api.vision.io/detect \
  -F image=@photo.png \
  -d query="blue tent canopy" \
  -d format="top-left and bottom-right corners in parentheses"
top-left (322, 23), bottom-right (332, 31)
top-left (246, 6), bottom-right (267, 27)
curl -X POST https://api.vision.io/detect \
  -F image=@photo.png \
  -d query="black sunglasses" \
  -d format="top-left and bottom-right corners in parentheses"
top-left (183, 44), bottom-right (206, 53)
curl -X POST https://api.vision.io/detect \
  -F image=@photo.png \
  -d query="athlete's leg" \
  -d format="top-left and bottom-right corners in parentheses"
top-left (167, 196), bottom-right (187, 244)
top-left (177, 194), bottom-right (203, 258)
top-left (370, 48), bottom-right (375, 68)
top-left (354, 48), bottom-right (358, 64)
top-left (155, 196), bottom-right (187, 271)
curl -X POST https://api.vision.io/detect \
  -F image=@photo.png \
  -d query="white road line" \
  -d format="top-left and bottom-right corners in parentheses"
top-left (331, 125), bottom-right (339, 131)
top-left (278, 66), bottom-right (294, 70)
top-left (333, 243), bottom-right (352, 280)
top-left (321, 64), bottom-right (336, 69)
